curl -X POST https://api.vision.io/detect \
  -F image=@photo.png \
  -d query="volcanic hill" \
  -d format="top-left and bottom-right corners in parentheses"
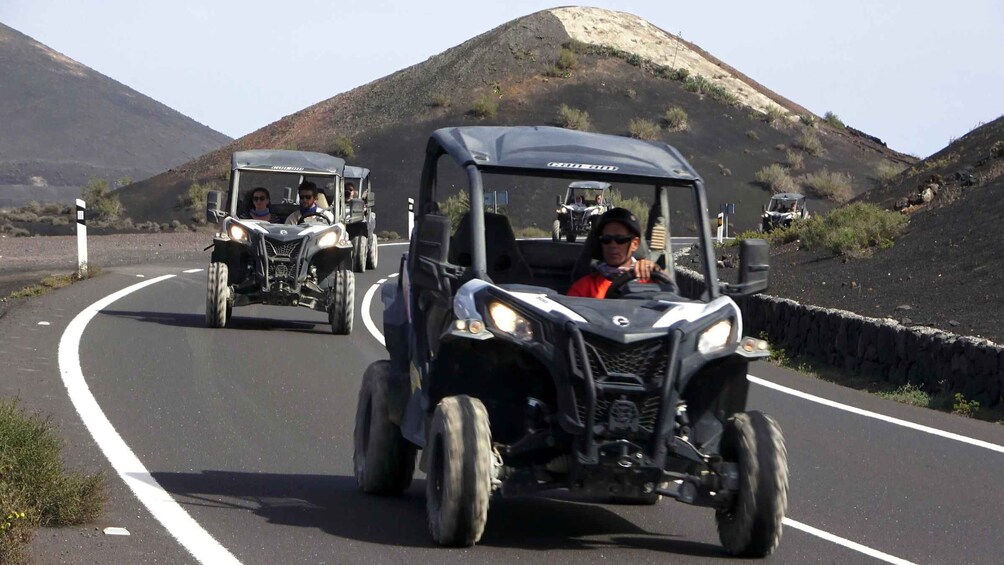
top-left (0, 22), bottom-right (231, 206)
top-left (119, 7), bottom-right (911, 234)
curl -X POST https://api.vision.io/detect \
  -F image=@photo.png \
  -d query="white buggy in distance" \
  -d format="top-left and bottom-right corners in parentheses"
top-left (552, 180), bottom-right (610, 242)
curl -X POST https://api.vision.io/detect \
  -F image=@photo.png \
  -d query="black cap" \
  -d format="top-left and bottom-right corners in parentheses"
top-left (595, 207), bottom-right (641, 237)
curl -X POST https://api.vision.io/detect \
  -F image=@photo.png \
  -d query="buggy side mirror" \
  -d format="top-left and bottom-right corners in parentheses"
top-left (722, 239), bottom-right (769, 297)
top-left (205, 190), bottom-right (226, 224)
top-left (366, 191), bottom-right (376, 208)
top-left (410, 214), bottom-right (457, 295)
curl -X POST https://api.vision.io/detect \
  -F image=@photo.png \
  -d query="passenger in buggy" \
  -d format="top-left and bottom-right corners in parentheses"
top-left (246, 187), bottom-right (277, 222)
top-left (567, 207), bottom-right (664, 298)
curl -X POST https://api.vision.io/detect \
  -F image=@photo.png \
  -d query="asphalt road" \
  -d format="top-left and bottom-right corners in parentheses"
top-left (4, 243), bottom-right (1003, 564)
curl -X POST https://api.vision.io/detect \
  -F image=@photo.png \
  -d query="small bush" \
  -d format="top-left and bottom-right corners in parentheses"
top-left (332, 137), bottom-right (355, 160)
top-left (556, 48), bottom-right (577, 71)
top-left (606, 189), bottom-right (649, 231)
top-left (555, 104), bottom-right (590, 130)
top-left (0, 223), bottom-right (30, 237)
top-left (181, 182), bottom-right (213, 212)
top-left (625, 53), bottom-right (643, 66)
top-left (376, 230), bottom-right (401, 240)
top-left (746, 130), bottom-right (759, 141)
top-left (799, 202), bottom-right (907, 257)
top-left (755, 164), bottom-right (797, 193)
top-left (875, 160), bottom-right (907, 185)
top-left (799, 113), bottom-right (817, 127)
top-left (40, 202), bottom-right (68, 215)
top-left (799, 168), bottom-right (854, 202)
top-left (628, 118), bottom-right (660, 141)
top-left (823, 111), bottom-right (845, 128)
top-left (763, 105), bottom-right (788, 126)
top-left (990, 140), bottom-right (1004, 159)
top-left (81, 178), bottom-right (123, 220)
top-left (439, 190), bottom-right (470, 232)
top-left (786, 149), bottom-right (804, 170)
top-left (23, 201), bottom-right (41, 214)
top-left (428, 93), bottom-right (451, 108)
top-left (952, 393), bottom-right (980, 418)
top-left (471, 93), bottom-right (499, 119)
top-left (795, 128), bottom-right (824, 156)
top-left (664, 106), bottom-right (688, 131)
top-left (625, 88), bottom-right (637, 99)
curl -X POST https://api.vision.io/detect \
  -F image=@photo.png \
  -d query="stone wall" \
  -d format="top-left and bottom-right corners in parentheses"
top-left (677, 269), bottom-right (1004, 409)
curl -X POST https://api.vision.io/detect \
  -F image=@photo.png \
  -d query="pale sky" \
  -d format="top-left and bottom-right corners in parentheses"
top-left (2, 0), bottom-right (1001, 158)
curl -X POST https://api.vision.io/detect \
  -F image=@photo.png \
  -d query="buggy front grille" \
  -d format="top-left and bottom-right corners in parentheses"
top-left (265, 239), bottom-right (302, 259)
top-left (577, 395), bottom-right (660, 434)
top-left (578, 335), bottom-right (669, 384)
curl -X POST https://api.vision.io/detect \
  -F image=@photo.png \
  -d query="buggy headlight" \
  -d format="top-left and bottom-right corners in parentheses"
top-left (488, 302), bottom-right (535, 341)
top-left (228, 223), bottom-right (249, 243)
top-left (317, 227), bottom-right (344, 249)
top-left (698, 320), bottom-right (732, 354)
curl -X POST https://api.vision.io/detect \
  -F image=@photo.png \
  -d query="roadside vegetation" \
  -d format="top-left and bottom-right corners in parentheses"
top-left (5, 268), bottom-right (102, 301)
top-left (0, 400), bottom-right (105, 563)
top-left (627, 118), bottom-right (660, 140)
top-left (797, 168), bottom-right (854, 202)
top-left (754, 164), bottom-right (796, 193)
top-left (555, 104), bottom-right (590, 130)
top-left (663, 106), bottom-right (688, 131)
top-left (471, 93), bottom-right (499, 119)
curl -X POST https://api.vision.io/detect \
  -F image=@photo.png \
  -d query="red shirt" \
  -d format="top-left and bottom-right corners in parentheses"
top-left (567, 272), bottom-right (612, 298)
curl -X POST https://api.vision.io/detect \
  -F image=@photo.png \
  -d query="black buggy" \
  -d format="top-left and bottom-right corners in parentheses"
top-left (552, 180), bottom-right (610, 242)
top-left (343, 165), bottom-right (378, 272)
top-left (204, 150), bottom-right (355, 334)
top-left (353, 127), bottom-right (788, 556)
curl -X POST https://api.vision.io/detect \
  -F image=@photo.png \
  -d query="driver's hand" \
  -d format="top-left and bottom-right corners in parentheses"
top-left (634, 259), bottom-right (659, 282)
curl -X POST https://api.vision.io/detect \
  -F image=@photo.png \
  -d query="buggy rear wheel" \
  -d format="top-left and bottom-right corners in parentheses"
top-left (352, 235), bottom-right (368, 272)
top-left (354, 361), bottom-right (416, 494)
top-left (328, 270), bottom-right (354, 335)
top-left (366, 233), bottom-right (379, 269)
top-left (716, 411), bottom-right (789, 557)
top-left (426, 395), bottom-right (492, 547)
top-left (551, 220), bottom-right (560, 242)
top-left (205, 261), bottom-right (229, 328)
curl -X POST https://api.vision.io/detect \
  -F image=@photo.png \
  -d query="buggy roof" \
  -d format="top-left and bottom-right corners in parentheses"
top-left (568, 181), bottom-right (611, 190)
top-left (771, 192), bottom-right (805, 201)
top-left (232, 150), bottom-right (345, 175)
top-left (428, 126), bottom-right (700, 183)
top-left (343, 165), bottom-right (370, 181)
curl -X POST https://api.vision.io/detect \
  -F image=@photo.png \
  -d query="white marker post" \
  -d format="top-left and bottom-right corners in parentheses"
top-left (75, 199), bottom-right (88, 278)
top-left (716, 212), bottom-right (724, 244)
top-left (407, 197), bottom-right (415, 239)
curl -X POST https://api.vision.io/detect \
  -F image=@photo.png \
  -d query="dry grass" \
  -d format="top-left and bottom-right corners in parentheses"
top-left (755, 164), bottom-right (797, 193)
top-left (628, 118), bottom-right (660, 140)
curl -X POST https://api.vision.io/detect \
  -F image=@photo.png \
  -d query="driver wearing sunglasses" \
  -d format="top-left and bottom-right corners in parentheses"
top-left (567, 207), bottom-right (662, 298)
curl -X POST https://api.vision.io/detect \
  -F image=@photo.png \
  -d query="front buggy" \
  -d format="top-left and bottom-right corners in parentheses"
top-left (353, 126), bottom-right (788, 556)
top-left (552, 181), bottom-right (609, 242)
top-left (343, 165), bottom-right (378, 272)
top-left (204, 150), bottom-right (355, 334)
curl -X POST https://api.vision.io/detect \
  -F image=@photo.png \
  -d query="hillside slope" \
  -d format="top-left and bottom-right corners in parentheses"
top-left (119, 7), bottom-right (910, 233)
top-left (0, 23), bottom-right (231, 202)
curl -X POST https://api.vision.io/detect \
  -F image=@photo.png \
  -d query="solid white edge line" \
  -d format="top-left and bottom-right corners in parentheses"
top-left (783, 519), bottom-right (916, 565)
top-left (748, 375), bottom-right (1004, 454)
top-left (361, 281), bottom-right (384, 346)
top-left (58, 274), bottom-right (242, 565)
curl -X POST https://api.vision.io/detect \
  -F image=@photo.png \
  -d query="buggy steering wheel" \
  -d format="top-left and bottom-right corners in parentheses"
top-left (605, 268), bottom-right (678, 298)
top-left (298, 211), bottom-right (332, 225)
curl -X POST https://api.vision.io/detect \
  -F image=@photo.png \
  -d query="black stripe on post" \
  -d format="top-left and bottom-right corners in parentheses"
top-left (76, 204), bottom-right (86, 226)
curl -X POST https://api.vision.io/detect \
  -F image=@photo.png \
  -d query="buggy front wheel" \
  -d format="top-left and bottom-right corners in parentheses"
top-left (352, 236), bottom-right (368, 272)
top-left (205, 261), bottom-right (230, 328)
top-left (366, 233), bottom-right (379, 269)
top-left (354, 361), bottom-right (415, 494)
top-left (716, 411), bottom-right (789, 557)
top-left (551, 220), bottom-right (560, 242)
top-left (426, 395), bottom-right (493, 547)
top-left (328, 270), bottom-right (354, 335)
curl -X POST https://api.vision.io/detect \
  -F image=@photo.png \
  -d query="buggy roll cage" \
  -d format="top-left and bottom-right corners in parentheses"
top-left (417, 126), bottom-right (723, 299)
top-left (228, 150), bottom-right (347, 220)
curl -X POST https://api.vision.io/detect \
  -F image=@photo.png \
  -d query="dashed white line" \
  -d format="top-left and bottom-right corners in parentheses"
top-left (58, 275), bottom-right (242, 565)
top-left (183, 268), bottom-right (204, 274)
top-left (748, 375), bottom-right (1004, 454)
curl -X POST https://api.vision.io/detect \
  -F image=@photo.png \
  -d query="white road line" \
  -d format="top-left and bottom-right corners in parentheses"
top-left (183, 268), bottom-right (203, 273)
top-left (783, 519), bottom-right (916, 565)
top-left (58, 275), bottom-right (242, 565)
top-left (356, 277), bottom-right (923, 564)
top-left (748, 375), bottom-right (1004, 454)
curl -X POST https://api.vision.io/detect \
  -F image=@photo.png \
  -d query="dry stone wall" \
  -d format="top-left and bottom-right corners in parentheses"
top-left (676, 269), bottom-right (1004, 409)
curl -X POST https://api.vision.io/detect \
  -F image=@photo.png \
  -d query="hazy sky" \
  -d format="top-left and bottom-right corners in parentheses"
top-left (2, 0), bottom-right (1001, 158)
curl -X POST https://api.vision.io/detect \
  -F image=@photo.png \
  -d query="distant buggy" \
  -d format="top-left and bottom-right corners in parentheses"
top-left (343, 165), bottom-right (378, 272)
top-left (204, 150), bottom-right (355, 334)
top-left (760, 192), bottom-right (808, 232)
top-left (353, 126), bottom-right (789, 557)
top-left (552, 180), bottom-right (610, 242)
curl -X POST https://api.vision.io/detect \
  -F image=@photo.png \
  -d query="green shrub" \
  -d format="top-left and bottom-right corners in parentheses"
top-left (555, 104), bottom-right (590, 130)
top-left (799, 113), bottom-right (817, 127)
top-left (763, 105), bottom-right (788, 126)
top-left (513, 226), bottom-right (549, 238)
top-left (376, 230), bottom-right (402, 240)
top-left (664, 106), bottom-right (688, 131)
top-left (755, 164), bottom-right (797, 193)
top-left (952, 393), bottom-right (980, 417)
top-left (23, 201), bottom-right (41, 214)
top-left (823, 111), bottom-right (845, 128)
top-left (628, 118), bottom-right (660, 140)
top-left (439, 190), bottom-right (470, 232)
top-left (556, 48), bottom-right (577, 71)
top-left (40, 202), bottom-right (68, 215)
top-left (0, 400), bottom-right (104, 562)
top-left (471, 93), bottom-right (499, 119)
top-left (181, 182), bottom-right (213, 212)
top-left (799, 168), bottom-right (854, 202)
top-left (332, 137), bottom-right (355, 160)
top-left (606, 189), bottom-right (649, 231)
top-left (799, 202), bottom-right (907, 257)
top-left (990, 140), bottom-right (1004, 159)
top-left (746, 130), bottom-right (759, 141)
top-left (786, 149), bottom-right (804, 170)
top-left (795, 128), bottom-right (824, 156)
top-left (81, 178), bottom-right (123, 220)
top-left (0, 223), bottom-right (30, 237)
top-left (875, 160), bottom-right (907, 185)
top-left (428, 93), bottom-right (451, 108)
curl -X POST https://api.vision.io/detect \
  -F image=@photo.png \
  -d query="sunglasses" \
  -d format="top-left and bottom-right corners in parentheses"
top-left (299, 194), bottom-right (315, 200)
top-left (252, 196), bottom-right (268, 202)
top-left (599, 234), bottom-right (634, 245)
